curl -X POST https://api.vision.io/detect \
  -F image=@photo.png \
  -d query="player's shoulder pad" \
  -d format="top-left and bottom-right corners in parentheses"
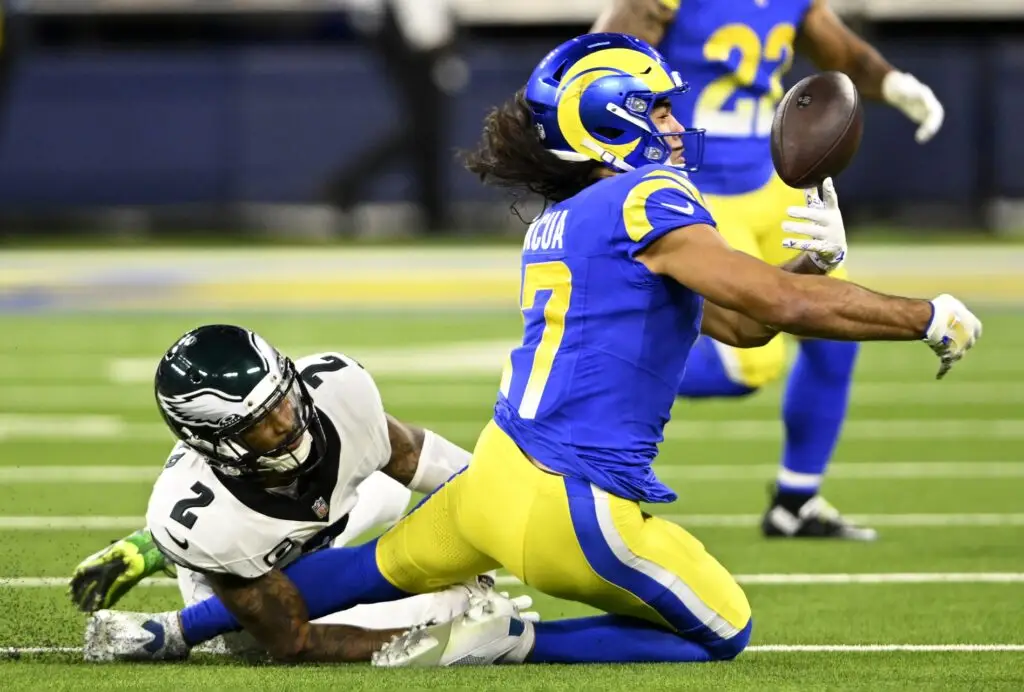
top-left (618, 165), bottom-right (716, 250)
top-left (294, 351), bottom-right (365, 379)
top-left (295, 351), bottom-right (389, 454)
top-left (144, 466), bottom-right (225, 576)
top-left (295, 351), bottom-right (383, 418)
top-left (145, 453), bottom-right (289, 579)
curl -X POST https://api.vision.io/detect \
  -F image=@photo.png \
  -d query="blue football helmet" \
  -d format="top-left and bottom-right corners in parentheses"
top-left (525, 32), bottom-right (704, 173)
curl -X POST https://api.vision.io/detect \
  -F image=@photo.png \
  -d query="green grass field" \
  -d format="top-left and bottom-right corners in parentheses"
top-left (1, 304), bottom-right (1022, 690)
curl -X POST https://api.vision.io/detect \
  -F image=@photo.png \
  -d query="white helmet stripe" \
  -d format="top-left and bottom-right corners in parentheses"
top-left (606, 102), bottom-right (652, 132)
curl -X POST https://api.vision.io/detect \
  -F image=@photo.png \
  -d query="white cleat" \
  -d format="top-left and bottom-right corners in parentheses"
top-left (83, 610), bottom-right (190, 662)
top-left (371, 590), bottom-right (536, 668)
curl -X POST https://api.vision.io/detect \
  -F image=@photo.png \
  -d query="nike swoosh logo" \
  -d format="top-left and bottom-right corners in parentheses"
top-left (166, 530), bottom-right (189, 551)
top-left (142, 620), bottom-right (166, 654)
top-left (662, 201), bottom-right (695, 215)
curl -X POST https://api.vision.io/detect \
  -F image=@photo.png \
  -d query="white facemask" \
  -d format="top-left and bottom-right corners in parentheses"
top-left (258, 430), bottom-right (313, 474)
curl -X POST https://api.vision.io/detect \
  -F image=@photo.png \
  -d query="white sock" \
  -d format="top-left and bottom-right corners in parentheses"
top-left (776, 467), bottom-right (823, 494)
top-left (333, 472), bottom-right (413, 547)
top-left (313, 593), bottom-right (447, 629)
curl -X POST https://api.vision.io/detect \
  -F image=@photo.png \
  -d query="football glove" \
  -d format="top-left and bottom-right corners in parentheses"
top-left (882, 70), bottom-right (944, 144)
top-left (69, 528), bottom-right (175, 613)
top-left (923, 294), bottom-right (982, 380)
top-left (781, 177), bottom-right (847, 273)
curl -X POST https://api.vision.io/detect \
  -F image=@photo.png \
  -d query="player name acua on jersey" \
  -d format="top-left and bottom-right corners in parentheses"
top-left (495, 164), bottom-right (714, 505)
top-left (146, 352), bottom-right (391, 579)
top-left (660, 0), bottom-right (813, 195)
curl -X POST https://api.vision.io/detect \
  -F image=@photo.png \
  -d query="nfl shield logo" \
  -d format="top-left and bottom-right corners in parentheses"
top-left (312, 497), bottom-right (329, 520)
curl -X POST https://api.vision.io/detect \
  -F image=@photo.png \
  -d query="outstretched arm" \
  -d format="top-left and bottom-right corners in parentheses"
top-left (700, 252), bottom-right (827, 347)
top-left (638, 223), bottom-right (932, 342)
top-left (796, 0), bottom-right (893, 100)
top-left (207, 569), bottom-right (404, 663)
top-left (590, 0), bottom-right (678, 46)
top-left (797, 0), bottom-right (943, 142)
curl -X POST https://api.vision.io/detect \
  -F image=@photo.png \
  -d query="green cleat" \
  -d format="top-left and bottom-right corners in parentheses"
top-left (68, 528), bottom-right (176, 613)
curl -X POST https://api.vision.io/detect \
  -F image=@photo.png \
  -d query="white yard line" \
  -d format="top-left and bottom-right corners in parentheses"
top-left (3, 644), bottom-right (1023, 656)
top-left (733, 573), bottom-right (1024, 585)
top-left (0, 466), bottom-right (159, 483)
top-left (0, 415), bottom-right (168, 442)
top-left (661, 513), bottom-right (1024, 527)
top-left (0, 647), bottom-right (82, 655)
top-left (377, 381), bottom-right (1024, 407)
top-left (3, 461), bottom-right (1023, 485)
top-left (389, 381), bottom-right (1024, 407)
top-left (846, 382), bottom-right (1024, 404)
top-left (108, 340), bottom-right (515, 384)
top-left (1, 577), bottom-right (177, 587)
top-left (0, 516), bottom-right (145, 530)
top-left (9, 573), bottom-right (1024, 589)
top-left (3, 414), bottom-right (1023, 443)
top-left (4, 513), bottom-right (1024, 531)
top-left (745, 644), bottom-right (1024, 653)
top-left (413, 419), bottom-right (1024, 442)
top-left (0, 385), bottom-right (152, 410)
top-left (654, 461), bottom-right (1024, 481)
top-left (491, 572), bottom-right (1024, 588)
top-left (660, 419), bottom-right (1024, 441)
top-left (98, 346), bottom-right (1024, 385)
top-left (8, 380), bottom-right (1024, 411)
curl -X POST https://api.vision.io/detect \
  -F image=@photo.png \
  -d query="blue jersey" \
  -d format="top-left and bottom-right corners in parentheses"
top-left (660, 0), bottom-right (813, 195)
top-left (493, 165), bottom-right (715, 504)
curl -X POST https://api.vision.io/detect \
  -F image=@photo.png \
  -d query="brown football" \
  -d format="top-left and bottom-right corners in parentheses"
top-left (770, 71), bottom-right (864, 189)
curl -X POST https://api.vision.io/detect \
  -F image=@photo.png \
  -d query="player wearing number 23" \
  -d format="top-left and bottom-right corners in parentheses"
top-left (368, 33), bottom-right (979, 667)
top-left (593, 0), bottom-right (946, 540)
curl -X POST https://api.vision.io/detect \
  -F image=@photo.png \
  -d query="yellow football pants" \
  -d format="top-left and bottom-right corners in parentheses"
top-left (376, 421), bottom-right (751, 655)
top-left (702, 174), bottom-right (849, 388)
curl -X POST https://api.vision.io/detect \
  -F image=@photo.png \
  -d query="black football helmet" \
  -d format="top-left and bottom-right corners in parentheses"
top-left (154, 324), bottom-right (326, 480)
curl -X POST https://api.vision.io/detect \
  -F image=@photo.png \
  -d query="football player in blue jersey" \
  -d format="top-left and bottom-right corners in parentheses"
top-left (593, 0), bottom-right (945, 540)
top-left (83, 33), bottom-right (978, 668)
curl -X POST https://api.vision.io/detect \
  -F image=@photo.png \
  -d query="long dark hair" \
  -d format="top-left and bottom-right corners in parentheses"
top-left (462, 89), bottom-right (602, 204)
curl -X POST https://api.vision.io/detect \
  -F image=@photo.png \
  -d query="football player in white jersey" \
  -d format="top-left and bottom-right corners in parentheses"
top-left (72, 324), bottom-right (531, 663)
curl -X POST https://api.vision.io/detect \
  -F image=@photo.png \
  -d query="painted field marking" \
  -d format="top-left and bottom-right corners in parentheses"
top-left (4, 461), bottom-right (1024, 485)
top-left (5, 513), bottom-right (1024, 531)
top-left (8, 573), bottom-right (1024, 589)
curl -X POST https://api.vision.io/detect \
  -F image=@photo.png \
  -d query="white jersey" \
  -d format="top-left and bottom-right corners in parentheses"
top-left (145, 352), bottom-right (392, 580)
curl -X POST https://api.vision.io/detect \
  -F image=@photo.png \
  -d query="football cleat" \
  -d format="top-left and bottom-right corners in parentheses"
top-left (371, 589), bottom-right (535, 667)
top-left (762, 494), bottom-right (878, 541)
top-left (69, 528), bottom-right (176, 613)
top-left (83, 610), bottom-right (190, 662)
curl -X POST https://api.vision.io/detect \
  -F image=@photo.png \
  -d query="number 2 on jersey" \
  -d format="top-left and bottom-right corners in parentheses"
top-left (500, 261), bottom-right (572, 419)
top-left (300, 355), bottom-right (348, 389)
top-left (170, 482), bottom-right (214, 530)
top-left (694, 22), bottom-right (795, 138)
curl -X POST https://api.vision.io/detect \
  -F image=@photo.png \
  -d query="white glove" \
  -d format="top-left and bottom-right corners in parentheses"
top-left (500, 590), bottom-right (541, 623)
top-left (923, 294), bottom-right (982, 380)
top-left (420, 575), bottom-right (541, 628)
top-left (881, 70), bottom-right (944, 144)
top-left (781, 177), bottom-right (847, 273)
